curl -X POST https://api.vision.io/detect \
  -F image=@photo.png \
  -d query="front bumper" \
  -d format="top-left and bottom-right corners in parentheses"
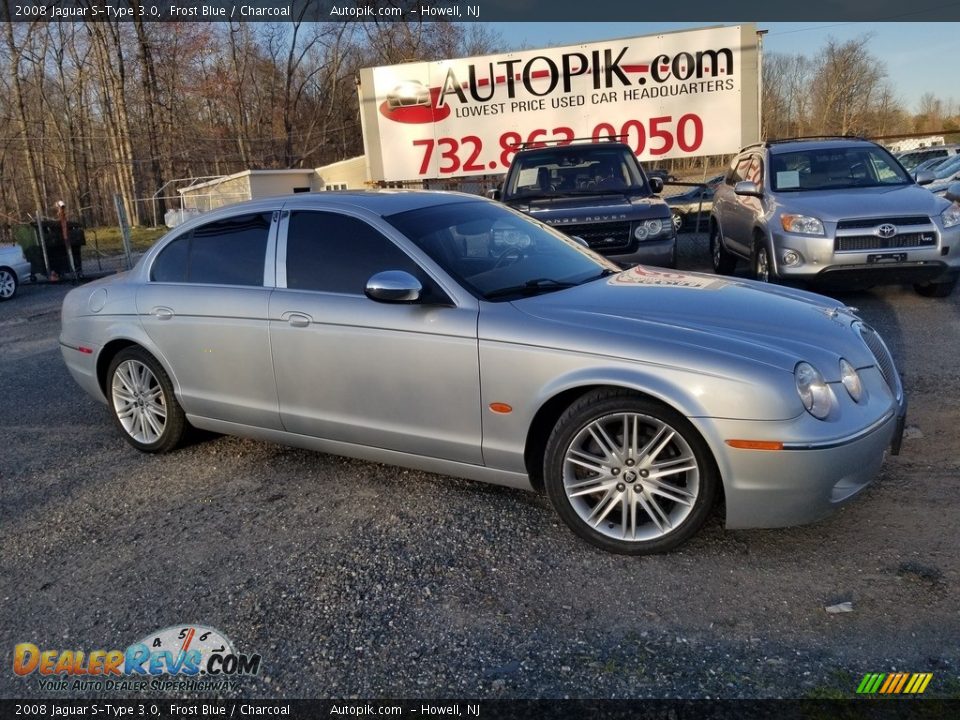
top-left (710, 410), bottom-right (900, 529)
top-left (608, 237), bottom-right (676, 268)
top-left (769, 223), bottom-right (960, 285)
top-left (695, 366), bottom-right (905, 529)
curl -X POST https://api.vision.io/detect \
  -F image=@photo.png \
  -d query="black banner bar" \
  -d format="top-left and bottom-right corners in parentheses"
top-left (2, 699), bottom-right (958, 720)
top-left (3, 0), bottom-right (960, 22)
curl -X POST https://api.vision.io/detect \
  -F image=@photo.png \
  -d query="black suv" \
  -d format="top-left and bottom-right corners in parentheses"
top-left (493, 141), bottom-right (676, 268)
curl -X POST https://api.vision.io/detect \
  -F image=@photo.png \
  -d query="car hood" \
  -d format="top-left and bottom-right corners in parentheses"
top-left (778, 184), bottom-right (949, 219)
top-left (505, 193), bottom-right (669, 221)
top-left (509, 267), bottom-right (876, 378)
top-left (666, 189), bottom-right (702, 204)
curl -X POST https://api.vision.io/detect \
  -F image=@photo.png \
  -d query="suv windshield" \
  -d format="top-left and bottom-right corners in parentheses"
top-left (503, 146), bottom-right (648, 200)
top-left (385, 201), bottom-right (618, 301)
top-left (770, 146), bottom-right (912, 192)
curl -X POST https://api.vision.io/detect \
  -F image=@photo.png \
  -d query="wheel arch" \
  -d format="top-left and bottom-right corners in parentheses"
top-left (95, 335), bottom-right (181, 401)
top-left (96, 339), bottom-right (139, 396)
top-left (753, 225), bottom-right (778, 277)
top-left (523, 379), bottom-right (724, 503)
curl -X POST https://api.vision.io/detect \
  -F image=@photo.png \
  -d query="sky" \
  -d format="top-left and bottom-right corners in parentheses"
top-left (488, 22), bottom-right (956, 112)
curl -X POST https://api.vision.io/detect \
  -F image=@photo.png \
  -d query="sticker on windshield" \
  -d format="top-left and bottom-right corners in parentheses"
top-left (777, 170), bottom-right (800, 189)
top-left (516, 168), bottom-right (540, 188)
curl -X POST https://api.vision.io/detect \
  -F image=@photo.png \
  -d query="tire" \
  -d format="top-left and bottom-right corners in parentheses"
top-left (543, 389), bottom-right (719, 555)
top-left (914, 277), bottom-right (957, 298)
top-left (671, 210), bottom-right (684, 233)
top-left (752, 236), bottom-right (773, 283)
top-left (107, 346), bottom-right (186, 453)
top-left (0, 267), bottom-right (17, 300)
top-left (710, 224), bottom-right (736, 275)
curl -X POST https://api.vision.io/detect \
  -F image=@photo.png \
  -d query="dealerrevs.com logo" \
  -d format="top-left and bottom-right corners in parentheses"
top-left (13, 625), bottom-right (262, 692)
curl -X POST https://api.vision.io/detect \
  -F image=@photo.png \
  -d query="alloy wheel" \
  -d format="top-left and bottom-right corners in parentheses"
top-left (562, 412), bottom-right (700, 542)
top-left (0, 270), bottom-right (15, 299)
top-left (755, 245), bottom-right (770, 283)
top-left (111, 359), bottom-right (167, 444)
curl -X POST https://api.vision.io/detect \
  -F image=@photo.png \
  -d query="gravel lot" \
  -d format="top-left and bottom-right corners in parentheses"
top-left (2, 234), bottom-right (958, 700)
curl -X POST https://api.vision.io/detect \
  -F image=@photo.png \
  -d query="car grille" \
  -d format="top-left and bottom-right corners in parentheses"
top-left (857, 323), bottom-right (902, 400)
top-left (558, 222), bottom-right (633, 252)
top-left (835, 233), bottom-right (936, 252)
top-left (836, 216), bottom-right (930, 230)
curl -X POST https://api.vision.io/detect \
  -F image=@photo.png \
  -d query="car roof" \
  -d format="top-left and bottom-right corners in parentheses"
top-left (514, 141), bottom-right (633, 156)
top-left (179, 190), bottom-right (487, 225)
top-left (764, 138), bottom-right (881, 155)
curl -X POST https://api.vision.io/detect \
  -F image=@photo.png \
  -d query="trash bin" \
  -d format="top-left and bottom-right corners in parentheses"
top-left (14, 220), bottom-right (85, 277)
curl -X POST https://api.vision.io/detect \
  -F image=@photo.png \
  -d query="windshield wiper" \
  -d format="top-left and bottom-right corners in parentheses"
top-left (485, 277), bottom-right (578, 300)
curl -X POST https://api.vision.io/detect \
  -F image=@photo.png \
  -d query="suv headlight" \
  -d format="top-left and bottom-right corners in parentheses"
top-left (781, 214), bottom-right (825, 235)
top-left (795, 362), bottom-right (833, 419)
top-left (942, 204), bottom-right (960, 228)
top-left (634, 218), bottom-right (669, 241)
top-left (839, 358), bottom-right (863, 402)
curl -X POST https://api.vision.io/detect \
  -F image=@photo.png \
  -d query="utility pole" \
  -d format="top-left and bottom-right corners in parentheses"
top-left (757, 29), bottom-right (769, 141)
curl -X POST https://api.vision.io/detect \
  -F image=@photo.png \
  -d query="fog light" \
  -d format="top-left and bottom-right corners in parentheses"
top-left (782, 250), bottom-right (801, 266)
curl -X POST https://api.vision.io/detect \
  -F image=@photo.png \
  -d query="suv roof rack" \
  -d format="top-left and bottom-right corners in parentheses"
top-left (764, 135), bottom-right (869, 146)
top-left (517, 135), bottom-right (627, 150)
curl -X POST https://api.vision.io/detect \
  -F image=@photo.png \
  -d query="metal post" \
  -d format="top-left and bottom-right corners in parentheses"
top-left (694, 162), bottom-right (708, 235)
top-left (35, 211), bottom-right (51, 279)
top-left (757, 30), bottom-right (768, 141)
top-left (58, 201), bottom-right (78, 280)
top-left (113, 194), bottom-right (134, 270)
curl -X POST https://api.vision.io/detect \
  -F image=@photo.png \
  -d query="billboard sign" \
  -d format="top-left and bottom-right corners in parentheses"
top-left (358, 24), bottom-right (759, 182)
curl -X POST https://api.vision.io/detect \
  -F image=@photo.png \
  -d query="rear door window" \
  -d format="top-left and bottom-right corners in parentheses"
top-left (150, 213), bottom-right (271, 286)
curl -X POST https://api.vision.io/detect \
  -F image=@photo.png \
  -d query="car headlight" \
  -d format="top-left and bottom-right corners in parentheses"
top-left (795, 362), bottom-right (832, 419)
top-left (839, 358), bottom-right (863, 403)
top-left (634, 219), bottom-right (667, 241)
top-left (942, 204), bottom-right (960, 228)
top-left (780, 214), bottom-right (825, 236)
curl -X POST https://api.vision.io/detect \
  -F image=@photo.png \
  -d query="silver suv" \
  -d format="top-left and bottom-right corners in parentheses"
top-left (710, 138), bottom-right (960, 297)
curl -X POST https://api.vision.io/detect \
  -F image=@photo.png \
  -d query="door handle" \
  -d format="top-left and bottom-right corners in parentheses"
top-left (282, 311), bottom-right (312, 328)
top-left (152, 306), bottom-right (174, 320)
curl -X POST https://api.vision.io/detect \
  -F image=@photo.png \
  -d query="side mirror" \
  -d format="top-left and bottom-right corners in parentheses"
top-left (486, 186), bottom-right (502, 201)
top-left (946, 182), bottom-right (960, 203)
top-left (648, 177), bottom-right (664, 194)
top-left (915, 171), bottom-right (935, 186)
top-left (364, 270), bottom-right (422, 303)
top-left (734, 180), bottom-right (762, 197)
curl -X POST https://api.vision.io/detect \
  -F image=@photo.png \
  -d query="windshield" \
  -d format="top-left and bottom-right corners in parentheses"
top-left (385, 201), bottom-right (618, 301)
top-left (503, 147), bottom-right (648, 199)
top-left (770, 146), bottom-right (912, 191)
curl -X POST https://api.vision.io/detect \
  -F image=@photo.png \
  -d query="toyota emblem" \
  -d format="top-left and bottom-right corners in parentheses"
top-left (877, 223), bottom-right (897, 239)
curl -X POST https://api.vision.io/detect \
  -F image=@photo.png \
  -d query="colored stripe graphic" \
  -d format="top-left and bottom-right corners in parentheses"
top-left (857, 672), bottom-right (932, 694)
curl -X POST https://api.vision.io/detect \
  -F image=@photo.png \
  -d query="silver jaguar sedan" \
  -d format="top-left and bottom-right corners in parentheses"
top-left (60, 191), bottom-right (906, 554)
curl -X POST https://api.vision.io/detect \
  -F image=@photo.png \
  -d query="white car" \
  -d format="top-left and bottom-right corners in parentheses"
top-left (0, 243), bottom-right (32, 300)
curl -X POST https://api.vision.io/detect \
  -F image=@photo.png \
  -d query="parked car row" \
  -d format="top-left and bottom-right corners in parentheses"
top-left (895, 143), bottom-right (960, 172)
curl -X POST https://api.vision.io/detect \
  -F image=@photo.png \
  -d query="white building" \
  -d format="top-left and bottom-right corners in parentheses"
top-left (176, 157), bottom-right (369, 215)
